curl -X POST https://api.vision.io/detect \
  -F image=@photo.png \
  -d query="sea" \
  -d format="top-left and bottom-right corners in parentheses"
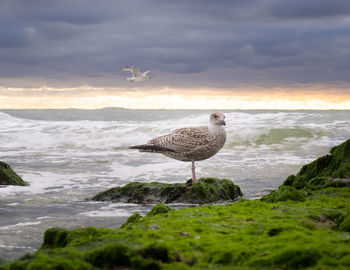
top-left (0, 108), bottom-right (350, 260)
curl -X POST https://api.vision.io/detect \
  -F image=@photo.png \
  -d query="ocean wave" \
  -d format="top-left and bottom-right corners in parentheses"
top-left (0, 110), bottom-right (349, 151)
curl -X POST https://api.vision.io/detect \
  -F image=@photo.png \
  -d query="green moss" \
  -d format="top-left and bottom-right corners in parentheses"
top-left (0, 161), bottom-right (27, 186)
top-left (26, 254), bottom-right (92, 270)
top-left (261, 186), bottom-right (306, 202)
top-left (269, 247), bottom-right (321, 268)
top-left (337, 214), bottom-right (350, 232)
top-left (141, 244), bottom-right (170, 263)
top-left (4, 187), bottom-right (350, 269)
top-left (146, 203), bottom-right (172, 217)
top-left (92, 178), bottom-right (242, 204)
top-left (121, 213), bottom-right (142, 228)
top-left (42, 228), bottom-right (70, 248)
top-left (85, 243), bottom-right (132, 268)
top-left (267, 227), bottom-right (283, 236)
top-left (283, 139), bottom-right (350, 189)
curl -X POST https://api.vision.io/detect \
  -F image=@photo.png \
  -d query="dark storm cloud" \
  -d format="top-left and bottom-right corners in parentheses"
top-left (0, 0), bottom-right (350, 87)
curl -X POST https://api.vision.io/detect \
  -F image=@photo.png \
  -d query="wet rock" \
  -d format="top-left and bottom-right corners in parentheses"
top-left (261, 186), bottom-right (306, 203)
top-left (282, 138), bottom-right (350, 190)
top-left (3, 186), bottom-right (350, 269)
top-left (121, 213), bottom-right (142, 229)
top-left (42, 228), bottom-right (70, 249)
top-left (91, 178), bottom-right (242, 204)
top-left (0, 161), bottom-right (27, 186)
top-left (148, 225), bottom-right (160, 230)
top-left (146, 203), bottom-right (172, 217)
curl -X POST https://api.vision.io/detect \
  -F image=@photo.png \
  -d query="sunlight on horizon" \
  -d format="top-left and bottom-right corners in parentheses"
top-left (0, 86), bottom-right (349, 110)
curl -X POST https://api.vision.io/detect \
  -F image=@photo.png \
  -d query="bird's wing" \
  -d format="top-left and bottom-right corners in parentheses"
top-left (148, 126), bottom-right (211, 153)
top-left (143, 71), bottom-right (151, 76)
top-left (121, 66), bottom-right (141, 76)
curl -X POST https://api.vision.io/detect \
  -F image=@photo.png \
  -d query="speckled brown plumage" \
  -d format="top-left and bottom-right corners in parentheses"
top-left (129, 112), bottom-right (227, 183)
top-left (146, 126), bottom-right (226, 161)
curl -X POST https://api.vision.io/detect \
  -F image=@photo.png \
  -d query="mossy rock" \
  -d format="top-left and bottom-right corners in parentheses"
top-left (42, 228), bottom-right (70, 249)
top-left (0, 161), bottom-right (27, 186)
top-left (92, 178), bottom-right (242, 204)
top-left (336, 214), bottom-right (350, 232)
top-left (141, 244), bottom-right (170, 263)
top-left (268, 247), bottom-right (321, 269)
top-left (261, 186), bottom-right (306, 203)
top-left (282, 139), bottom-right (350, 189)
top-left (120, 213), bottom-right (142, 229)
top-left (146, 203), bottom-right (172, 217)
top-left (3, 187), bottom-right (350, 269)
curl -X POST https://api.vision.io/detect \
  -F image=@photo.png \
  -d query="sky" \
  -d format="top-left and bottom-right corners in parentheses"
top-left (0, 0), bottom-right (350, 109)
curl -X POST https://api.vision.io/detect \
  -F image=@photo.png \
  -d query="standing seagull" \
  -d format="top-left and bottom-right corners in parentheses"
top-left (121, 66), bottom-right (151, 82)
top-left (129, 112), bottom-right (226, 184)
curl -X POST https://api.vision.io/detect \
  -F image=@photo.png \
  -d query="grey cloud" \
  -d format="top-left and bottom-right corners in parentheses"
top-left (10, 0), bottom-right (117, 24)
top-left (0, 27), bottom-right (34, 48)
top-left (0, 0), bottom-right (350, 88)
top-left (267, 0), bottom-right (350, 19)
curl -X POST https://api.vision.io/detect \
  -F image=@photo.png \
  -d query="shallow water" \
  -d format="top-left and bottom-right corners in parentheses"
top-left (0, 109), bottom-right (350, 259)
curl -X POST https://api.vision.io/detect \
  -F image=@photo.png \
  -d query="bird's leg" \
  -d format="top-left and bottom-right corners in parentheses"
top-left (191, 160), bottom-right (197, 184)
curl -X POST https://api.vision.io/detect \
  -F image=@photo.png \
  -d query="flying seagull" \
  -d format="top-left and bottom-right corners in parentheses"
top-left (121, 66), bottom-right (151, 82)
top-left (129, 112), bottom-right (226, 184)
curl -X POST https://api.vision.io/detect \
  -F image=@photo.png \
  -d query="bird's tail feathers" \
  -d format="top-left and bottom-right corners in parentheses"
top-left (128, 144), bottom-right (175, 153)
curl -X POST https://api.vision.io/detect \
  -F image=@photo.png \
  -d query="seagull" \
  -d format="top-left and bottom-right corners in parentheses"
top-left (121, 66), bottom-right (151, 82)
top-left (129, 112), bottom-right (226, 184)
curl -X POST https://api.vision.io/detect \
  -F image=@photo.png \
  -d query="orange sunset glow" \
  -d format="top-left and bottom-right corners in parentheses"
top-left (0, 86), bottom-right (349, 110)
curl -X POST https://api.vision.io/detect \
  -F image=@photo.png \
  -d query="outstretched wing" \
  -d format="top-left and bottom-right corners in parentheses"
top-left (121, 66), bottom-right (141, 76)
top-left (143, 70), bottom-right (151, 76)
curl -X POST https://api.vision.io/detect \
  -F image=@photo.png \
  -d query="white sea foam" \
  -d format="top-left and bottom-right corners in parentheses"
top-left (36, 216), bottom-right (52, 220)
top-left (79, 203), bottom-right (140, 217)
top-left (0, 244), bottom-right (36, 250)
top-left (6, 203), bottom-right (20, 206)
top-left (0, 221), bottom-right (41, 230)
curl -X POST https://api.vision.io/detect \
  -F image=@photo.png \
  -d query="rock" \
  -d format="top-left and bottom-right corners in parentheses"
top-left (305, 177), bottom-right (350, 190)
top-left (91, 178), bottom-right (242, 204)
top-left (148, 225), bottom-right (160, 230)
top-left (5, 186), bottom-right (350, 270)
top-left (282, 138), bottom-right (350, 190)
top-left (121, 204), bottom-right (172, 229)
top-left (146, 203), bottom-right (172, 217)
top-left (337, 214), bottom-right (350, 232)
top-left (260, 186), bottom-right (306, 203)
top-left (141, 244), bottom-right (170, 263)
top-left (120, 213), bottom-right (142, 229)
top-left (0, 161), bottom-right (27, 186)
top-left (269, 247), bottom-right (322, 269)
top-left (42, 228), bottom-right (70, 249)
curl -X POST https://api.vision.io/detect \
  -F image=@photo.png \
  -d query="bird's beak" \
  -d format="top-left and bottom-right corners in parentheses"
top-left (221, 120), bottom-right (226, 126)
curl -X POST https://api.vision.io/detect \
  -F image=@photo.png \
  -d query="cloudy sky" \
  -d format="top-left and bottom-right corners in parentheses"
top-left (1, 0), bottom-right (350, 109)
